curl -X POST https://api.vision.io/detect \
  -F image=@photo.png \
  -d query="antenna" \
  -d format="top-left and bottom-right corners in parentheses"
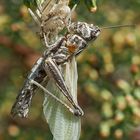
top-left (100, 24), bottom-right (136, 30)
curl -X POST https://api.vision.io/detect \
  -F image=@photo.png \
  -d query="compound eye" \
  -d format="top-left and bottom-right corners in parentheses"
top-left (95, 29), bottom-right (101, 36)
top-left (74, 36), bottom-right (79, 43)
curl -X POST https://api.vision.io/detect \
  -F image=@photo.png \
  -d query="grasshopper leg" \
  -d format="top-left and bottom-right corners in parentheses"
top-left (44, 57), bottom-right (84, 116)
top-left (30, 79), bottom-right (76, 116)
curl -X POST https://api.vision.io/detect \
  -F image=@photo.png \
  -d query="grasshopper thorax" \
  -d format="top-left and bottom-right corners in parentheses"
top-left (68, 22), bottom-right (101, 41)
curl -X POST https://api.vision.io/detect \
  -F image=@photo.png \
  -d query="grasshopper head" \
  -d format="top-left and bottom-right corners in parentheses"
top-left (68, 22), bottom-right (101, 41)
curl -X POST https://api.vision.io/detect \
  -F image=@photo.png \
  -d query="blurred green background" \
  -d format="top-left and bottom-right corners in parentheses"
top-left (0, 0), bottom-right (140, 140)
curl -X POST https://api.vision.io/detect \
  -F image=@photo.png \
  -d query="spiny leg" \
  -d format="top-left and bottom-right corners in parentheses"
top-left (43, 36), bottom-right (65, 56)
top-left (36, 9), bottom-right (41, 18)
top-left (44, 57), bottom-right (84, 116)
top-left (58, 0), bottom-right (70, 5)
top-left (30, 80), bottom-right (75, 115)
top-left (28, 8), bottom-right (41, 26)
top-left (41, 0), bottom-right (57, 14)
top-left (43, 33), bottom-right (49, 48)
top-left (36, 1), bottom-right (42, 12)
top-left (65, 4), bottom-right (77, 28)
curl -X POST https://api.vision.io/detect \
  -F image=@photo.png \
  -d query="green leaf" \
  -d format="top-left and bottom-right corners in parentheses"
top-left (43, 57), bottom-right (81, 140)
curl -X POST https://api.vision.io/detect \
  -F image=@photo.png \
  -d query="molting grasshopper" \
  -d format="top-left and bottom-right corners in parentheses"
top-left (11, 22), bottom-right (100, 117)
top-left (28, 0), bottom-right (75, 45)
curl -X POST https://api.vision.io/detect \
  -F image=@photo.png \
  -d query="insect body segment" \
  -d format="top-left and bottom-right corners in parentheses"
top-left (11, 57), bottom-right (46, 117)
top-left (11, 22), bottom-right (100, 117)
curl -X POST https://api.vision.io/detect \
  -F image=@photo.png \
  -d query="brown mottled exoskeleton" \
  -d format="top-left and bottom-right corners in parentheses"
top-left (11, 22), bottom-right (100, 118)
top-left (28, 0), bottom-right (75, 45)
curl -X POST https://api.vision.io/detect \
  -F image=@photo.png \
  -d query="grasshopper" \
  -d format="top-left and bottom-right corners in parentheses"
top-left (11, 22), bottom-right (101, 117)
